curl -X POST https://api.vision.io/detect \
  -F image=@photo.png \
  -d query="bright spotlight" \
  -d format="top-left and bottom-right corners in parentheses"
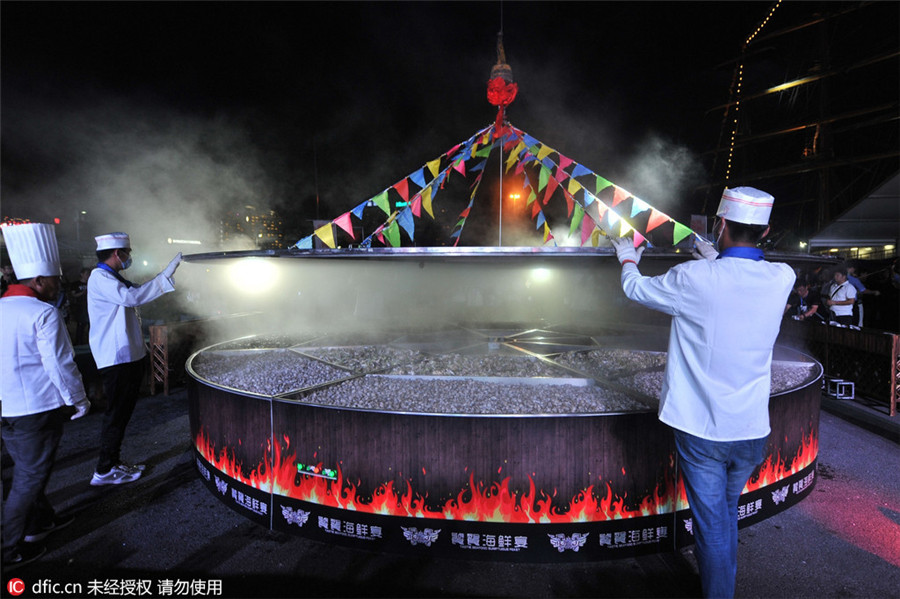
top-left (531, 267), bottom-right (551, 283)
top-left (228, 258), bottom-right (279, 295)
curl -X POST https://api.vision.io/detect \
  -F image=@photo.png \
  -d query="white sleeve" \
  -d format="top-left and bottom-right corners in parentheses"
top-left (620, 262), bottom-right (689, 317)
top-left (91, 270), bottom-right (175, 308)
top-left (36, 307), bottom-right (87, 406)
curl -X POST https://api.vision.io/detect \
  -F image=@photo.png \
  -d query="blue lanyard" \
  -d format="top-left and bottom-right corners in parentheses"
top-left (96, 263), bottom-right (134, 288)
top-left (719, 246), bottom-right (765, 261)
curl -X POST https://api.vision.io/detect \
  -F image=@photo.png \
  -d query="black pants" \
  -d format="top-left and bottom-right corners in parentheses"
top-left (1, 408), bottom-right (65, 560)
top-left (97, 359), bottom-right (144, 474)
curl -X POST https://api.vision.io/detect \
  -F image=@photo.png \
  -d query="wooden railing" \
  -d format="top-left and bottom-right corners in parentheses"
top-left (148, 313), bottom-right (263, 395)
top-left (777, 319), bottom-right (899, 416)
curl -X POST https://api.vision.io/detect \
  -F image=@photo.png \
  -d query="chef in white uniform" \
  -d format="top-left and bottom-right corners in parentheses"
top-left (1, 223), bottom-right (91, 568)
top-left (87, 232), bottom-right (181, 486)
top-left (611, 187), bottom-right (795, 598)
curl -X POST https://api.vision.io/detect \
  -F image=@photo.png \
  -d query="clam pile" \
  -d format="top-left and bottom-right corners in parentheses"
top-left (190, 333), bottom-right (819, 415)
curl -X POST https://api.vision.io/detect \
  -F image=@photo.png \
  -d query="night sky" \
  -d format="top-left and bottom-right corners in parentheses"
top-left (0, 2), bottom-right (851, 249)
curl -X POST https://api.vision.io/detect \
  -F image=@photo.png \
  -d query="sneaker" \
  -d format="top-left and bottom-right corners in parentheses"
top-left (24, 514), bottom-right (75, 542)
top-left (116, 462), bottom-right (146, 473)
top-left (90, 465), bottom-right (142, 486)
top-left (5, 543), bottom-right (47, 569)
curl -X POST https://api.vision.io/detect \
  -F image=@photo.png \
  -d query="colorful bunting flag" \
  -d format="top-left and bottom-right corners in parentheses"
top-left (427, 158), bottom-right (441, 178)
top-left (392, 179), bottom-right (409, 202)
top-left (397, 209), bottom-right (415, 240)
top-left (314, 222), bottom-right (335, 249)
top-left (673, 221), bottom-right (693, 245)
top-left (410, 169), bottom-right (426, 189)
top-left (384, 221), bottom-right (401, 248)
top-left (421, 186), bottom-right (434, 218)
top-left (646, 209), bottom-right (669, 232)
top-left (333, 212), bottom-right (354, 239)
top-left (570, 203), bottom-right (585, 238)
top-left (373, 190), bottom-right (390, 215)
top-left (631, 197), bottom-right (650, 218)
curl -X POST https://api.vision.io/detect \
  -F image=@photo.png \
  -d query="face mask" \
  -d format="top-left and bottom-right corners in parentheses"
top-left (714, 219), bottom-right (725, 250)
top-left (119, 252), bottom-right (133, 270)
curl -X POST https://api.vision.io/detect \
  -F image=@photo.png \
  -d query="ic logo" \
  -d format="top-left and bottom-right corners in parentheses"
top-left (7, 578), bottom-right (25, 596)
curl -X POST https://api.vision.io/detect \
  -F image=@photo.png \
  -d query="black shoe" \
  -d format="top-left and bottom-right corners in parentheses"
top-left (24, 514), bottom-right (75, 543)
top-left (6, 543), bottom-right (47, 569)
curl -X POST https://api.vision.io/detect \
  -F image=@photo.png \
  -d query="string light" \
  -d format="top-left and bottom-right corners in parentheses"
top-left (725, 0), bottom-right (782, 184)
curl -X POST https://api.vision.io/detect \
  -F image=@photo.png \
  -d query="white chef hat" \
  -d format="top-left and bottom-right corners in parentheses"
top-left (1, 222), bottom-right (63, 279)
top-left (95, 232), bottom-right (131, 251)
top-left (716, 187), bottom-right (774, 226)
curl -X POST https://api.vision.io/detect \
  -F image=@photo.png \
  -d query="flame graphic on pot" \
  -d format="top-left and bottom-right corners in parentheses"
top-left (195, 428), bottom-right (817, 523)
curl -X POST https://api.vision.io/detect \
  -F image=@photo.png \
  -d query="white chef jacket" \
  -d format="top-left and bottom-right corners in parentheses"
top-left (620, 249), bottom-right (795, 441)
top-left (1, 287), bottom-right (88, 417)
top-left (827, 281), bottom-right (856, 317)
top-left (88, 266), bottom-right (174, 369)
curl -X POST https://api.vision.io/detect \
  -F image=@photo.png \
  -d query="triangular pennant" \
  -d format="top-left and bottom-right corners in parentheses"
top-left (295, 235), bottom-right (313, 250)
top-left (612, 187), bottom-right (629, 207)
top-left (581, 215), bottom-right (595, 245)
top-left (591, 228), bottom-right (602, 247)
top-left (397, 209), bottom-right (415, 240)
top-left (570, 203), bottom-right (585, 237)
top-left (384, 221), bottom-right (401, 248)
top-left (563, 190), bottom-right (575, 217)
top-left (571, 164), bottom-right (591, 178)
top-left (373, 190), bottom-right (390, 215)
top-left (673, 221), bottom-right (693, 245)
top-left (543, 222), bottom-right (553, 243)
top-left (475, 144), bottom-right (493, 158)
top-left (411, 195), bottom-right (422, 218)
top-left (646, 209), bottom-right (669, 232)
top-left (421, 186), bottom-right (434, 218)
top-left (620, 220), bottom-right (633, 237)
top-left (554, 169), bottom-right (570, 185)
top-left (631, 197), bottom-right (650, 218)
top-left (427, 158), bottom-right (441, 178)
top-left (351, 201), bottom-right (367, 220)
top-left (538, 166), bottom-right (550, 191)
top-left (544, 176), bottom-right (560, 204)
top-left (333, 212), bottom-right (355, 239)
top-left (470, 159), bottom-right (487, 172)
top-left (392, 179), bottom-right (410, 203)
top-left (409, 169), bottom-right (426, 189)
top-left (314, 222), bottom-right (335, 249)
top-left (536, 211), bottom-right (546, 229)
top-left (595, 175), bottom-right (612, 194)
top-left (607, 210), bottom-right (620, 227)
top-left (526, 189), bottom-right (537, 206)
top-left (537, 145), bottom-right (554, 161)
top-left (558, 154), bottom-right (573, 170)
top-left (453, 160), bottom-right (466, 176)
top-left (514, 160), bottom-right (527, 175)
top-left (505, 151), bottom-right (519, 173)
top-left (532, 199), bottom-right (541, 218)
top-left (633, 230), bottom-right (646, 247)
top-left (567, 178), bottom-right (583, 196)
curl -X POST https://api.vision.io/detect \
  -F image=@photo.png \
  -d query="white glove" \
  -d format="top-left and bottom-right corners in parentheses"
top-left (692, 239), bottom-right (719, 261)
top-left (70, 399), bottom-right (91, 420)
top-left (163, 252), bottom-right (183, 279)
top-left (610, 236), bottom-right (645, 265)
